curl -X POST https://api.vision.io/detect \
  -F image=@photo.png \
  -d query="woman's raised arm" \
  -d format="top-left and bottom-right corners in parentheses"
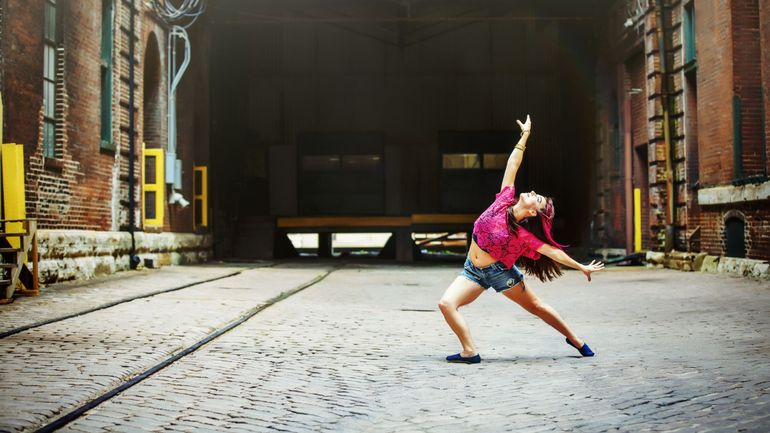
top-left (500, 115), bottom-right (531, 191)
top-left (536, 243), bottom-right (605, 281)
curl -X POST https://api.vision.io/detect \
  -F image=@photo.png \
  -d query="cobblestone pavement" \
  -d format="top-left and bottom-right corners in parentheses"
top-left (9, 263), bottom-right (762, 433)
top-left (0, 263), bottom-right (331, 432)
top-left (0, 264), bottom-right (249, 334)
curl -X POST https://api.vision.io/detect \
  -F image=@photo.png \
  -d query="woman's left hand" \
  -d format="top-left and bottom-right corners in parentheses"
top-left (580, 260), bottom-right (605, 282)
top-left (516, 114), bottom-right (531, 135)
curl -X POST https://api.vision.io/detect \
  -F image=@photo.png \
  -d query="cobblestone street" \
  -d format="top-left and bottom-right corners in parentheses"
top-left (1, 262), bottom-right (769, 432)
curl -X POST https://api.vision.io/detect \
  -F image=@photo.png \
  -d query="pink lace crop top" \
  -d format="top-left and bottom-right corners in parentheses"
top-left (472, 185), bottom-right (545, 269)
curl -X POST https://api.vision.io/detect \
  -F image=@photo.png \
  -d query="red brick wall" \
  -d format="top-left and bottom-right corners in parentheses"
top-left (2, 0), bottom-right (44, 152)
top-left (761, 0), bottom-right (770, 175)
top-left (629, 51), bottom-right (651, 250)
top-left (731, 0), bottom-right (765, 178)
top-left (0, 0), bottom-right (6, 95)
top-left (695, 0), bottom-right (770, 261)
top-left (1, 1), bottom-right (206, 234)
top-left (54, 0), bottom-right (113, 229)
top-left (697, 204), bottom-right (770, 261)
top-left (696, 0), bottom-right (735, 186)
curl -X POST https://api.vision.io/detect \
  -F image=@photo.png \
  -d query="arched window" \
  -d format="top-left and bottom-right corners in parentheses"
top-left (724, 217), bottom-right (746, 258)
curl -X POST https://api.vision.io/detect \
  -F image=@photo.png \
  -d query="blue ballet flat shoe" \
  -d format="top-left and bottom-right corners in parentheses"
top-left (566, 338), bottom-right (595, 357)
top-left (446, 353), bottom-right (481, 364)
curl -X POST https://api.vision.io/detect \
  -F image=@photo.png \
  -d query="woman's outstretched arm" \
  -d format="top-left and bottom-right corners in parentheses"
top-left (500, 115), bottom-right (532, 191)
top-left (536, 243), bottom-right (605, 281)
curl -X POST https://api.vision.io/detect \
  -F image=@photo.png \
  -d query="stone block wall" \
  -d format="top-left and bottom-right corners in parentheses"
top-left (36, 230), bottom-right (212, 283)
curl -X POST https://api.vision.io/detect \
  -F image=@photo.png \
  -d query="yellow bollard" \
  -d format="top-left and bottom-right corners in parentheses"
top-left (634, 188), bottom-right (642, 252)
top-left (1, 91), bottom-right (4, 218)
top-left (0, 91), bottom-right (4, 144)
top-left (1, 143), bottom-right (26, 249)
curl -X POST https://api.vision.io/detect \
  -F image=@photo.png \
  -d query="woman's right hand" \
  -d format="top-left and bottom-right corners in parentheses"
top-left (516, 114), bottom-right (532, 135)
top-left (580, 260), bottom-right (605, 282)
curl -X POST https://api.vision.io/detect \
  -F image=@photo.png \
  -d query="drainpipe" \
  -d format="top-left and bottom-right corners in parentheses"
top-left (128, 0), bottom-right (139, 269)
top-left (621, 65), bottom-right (634, 255)
top-left (654, 0), bottom-right (676, 252)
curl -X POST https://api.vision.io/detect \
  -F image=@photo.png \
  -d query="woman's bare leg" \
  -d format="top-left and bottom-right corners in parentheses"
top-left (438, 276), bottom-right (486, 356)
top-left (501, 282), bottom-right (584, 348)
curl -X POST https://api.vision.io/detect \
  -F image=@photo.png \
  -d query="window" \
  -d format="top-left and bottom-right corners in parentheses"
top-left (342, 154), bottom-right (381, 170)
top-left (100, 0), bottom-right (114, 150)
top-left (302, 155), bottom-right (340, 171)
top-left (442, 154), bottom-right (480, 169)
top-left (42, 0), bottom-right (57, 157)
top-left (683, 2), bottom-right (696, 67)
top-left (303, 154), bottom-right (384, 171)
top-left (442, 153), bottom-right (510, 169)
top-left (482, 153), bottom-right (508, 169)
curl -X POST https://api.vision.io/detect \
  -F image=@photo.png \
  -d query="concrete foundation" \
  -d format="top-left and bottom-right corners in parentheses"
top-left (36, 230), bottom-right (212, 283)
top-left (654, 250), bottom-right (770, 280)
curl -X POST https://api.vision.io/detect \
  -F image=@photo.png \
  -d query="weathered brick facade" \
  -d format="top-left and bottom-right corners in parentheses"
top-left (0, 0), bottom-right (205, 234)
top-left (595, 0), bottom-right (770, 261)
top-left (2, 0), bottom-right (766, 270)
top-left (0, 0), bottom-right (210, 281)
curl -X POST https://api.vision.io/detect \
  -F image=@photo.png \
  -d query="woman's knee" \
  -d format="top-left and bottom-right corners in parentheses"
top-left (438, 298), bottom-right (457, 312)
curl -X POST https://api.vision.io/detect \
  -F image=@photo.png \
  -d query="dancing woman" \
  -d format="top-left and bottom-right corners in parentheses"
top-left (438, 115), bottom-right (604, 364)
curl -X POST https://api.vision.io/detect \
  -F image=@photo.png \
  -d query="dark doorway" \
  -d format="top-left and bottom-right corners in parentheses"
top-left (725, 217), bottom-right (746, 258)
top-left (298, 133), bottom-right (385, 215)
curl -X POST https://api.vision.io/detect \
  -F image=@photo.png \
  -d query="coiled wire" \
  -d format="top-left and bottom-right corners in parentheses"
top-left (150, 0), bottom-right (206, 28)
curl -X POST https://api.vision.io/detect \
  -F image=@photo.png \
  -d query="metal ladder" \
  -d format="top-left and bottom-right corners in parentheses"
top-left (0, 219), bottom-right (39, 304)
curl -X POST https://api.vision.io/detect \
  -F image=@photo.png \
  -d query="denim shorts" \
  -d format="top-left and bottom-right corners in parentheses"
top-left (460, 257), bottom-right (525, 292)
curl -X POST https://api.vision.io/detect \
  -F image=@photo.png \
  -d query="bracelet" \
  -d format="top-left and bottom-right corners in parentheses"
top-left (520, 129), bottom-right (530, 137)
top-left (515, 144), bottom-right (526, 152)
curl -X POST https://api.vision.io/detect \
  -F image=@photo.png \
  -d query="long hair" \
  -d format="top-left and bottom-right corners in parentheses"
top-left (506, 197), bottom-right (565, 282)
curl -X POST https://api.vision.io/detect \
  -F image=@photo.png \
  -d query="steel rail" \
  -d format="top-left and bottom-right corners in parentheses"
top-left (32, 268), bottom-right (337, 433)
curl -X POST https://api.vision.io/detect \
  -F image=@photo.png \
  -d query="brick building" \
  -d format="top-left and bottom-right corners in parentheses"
top-left (1, 0), bottom-right (767, 284)
top-left (0, 0), bottom-right (211, 282)
top-left (593, 0), bottom-right (770, 263)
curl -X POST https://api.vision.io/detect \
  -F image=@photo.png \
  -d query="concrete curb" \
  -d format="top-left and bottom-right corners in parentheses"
top-left (645, 250), bottom-right (770, 280)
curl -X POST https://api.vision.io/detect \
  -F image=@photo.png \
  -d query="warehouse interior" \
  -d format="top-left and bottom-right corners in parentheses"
top-left (205, 0), bottom-right (608, 259)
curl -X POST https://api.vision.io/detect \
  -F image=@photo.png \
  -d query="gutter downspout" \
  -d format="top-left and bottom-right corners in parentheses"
top-left (654, 0), bottom-right (676, 252)
top-left (128, 0), bottom-right (139, 269)
top-left (621, 65), bottom-right (634, 255)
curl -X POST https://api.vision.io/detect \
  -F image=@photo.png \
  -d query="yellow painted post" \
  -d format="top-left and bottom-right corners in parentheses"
top-left (1, 143), bottom-right (26, 248)
top-left (634, 188), bottom-right (642, 252)
top-left (142, 144), bottom-right (165, 227)
top-left (1, 91), bottom-right (4, 219)
top-left (0, 91), bottom-right (4, 144)
top-left (193, 166), bottom-right (208, 229)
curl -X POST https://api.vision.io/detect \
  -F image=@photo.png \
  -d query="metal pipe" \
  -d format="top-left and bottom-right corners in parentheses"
top-left (128, 0), bottom-right (139, 269)
top-left (621, 65), bottom-right (634, 255)
top-left (166, 25), bottom-right (191, 187)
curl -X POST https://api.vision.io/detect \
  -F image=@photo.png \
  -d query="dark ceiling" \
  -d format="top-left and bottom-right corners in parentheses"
top-left (210, 0), bottom-right (615, 47)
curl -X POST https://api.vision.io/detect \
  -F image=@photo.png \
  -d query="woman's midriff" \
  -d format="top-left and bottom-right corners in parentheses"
top-left (468, 239), bottom-right (498, 268)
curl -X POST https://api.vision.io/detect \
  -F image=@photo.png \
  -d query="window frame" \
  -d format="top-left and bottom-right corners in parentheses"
top-left (683, 1), bottom-right (697, 71)
top-left (100, 0), bottom-right (115, 151)
top-left (42, 0), bottom-right (57, 158)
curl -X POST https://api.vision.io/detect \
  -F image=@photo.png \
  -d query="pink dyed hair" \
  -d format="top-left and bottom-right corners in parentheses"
top-left (537, 197), bottom-right (567, 250)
